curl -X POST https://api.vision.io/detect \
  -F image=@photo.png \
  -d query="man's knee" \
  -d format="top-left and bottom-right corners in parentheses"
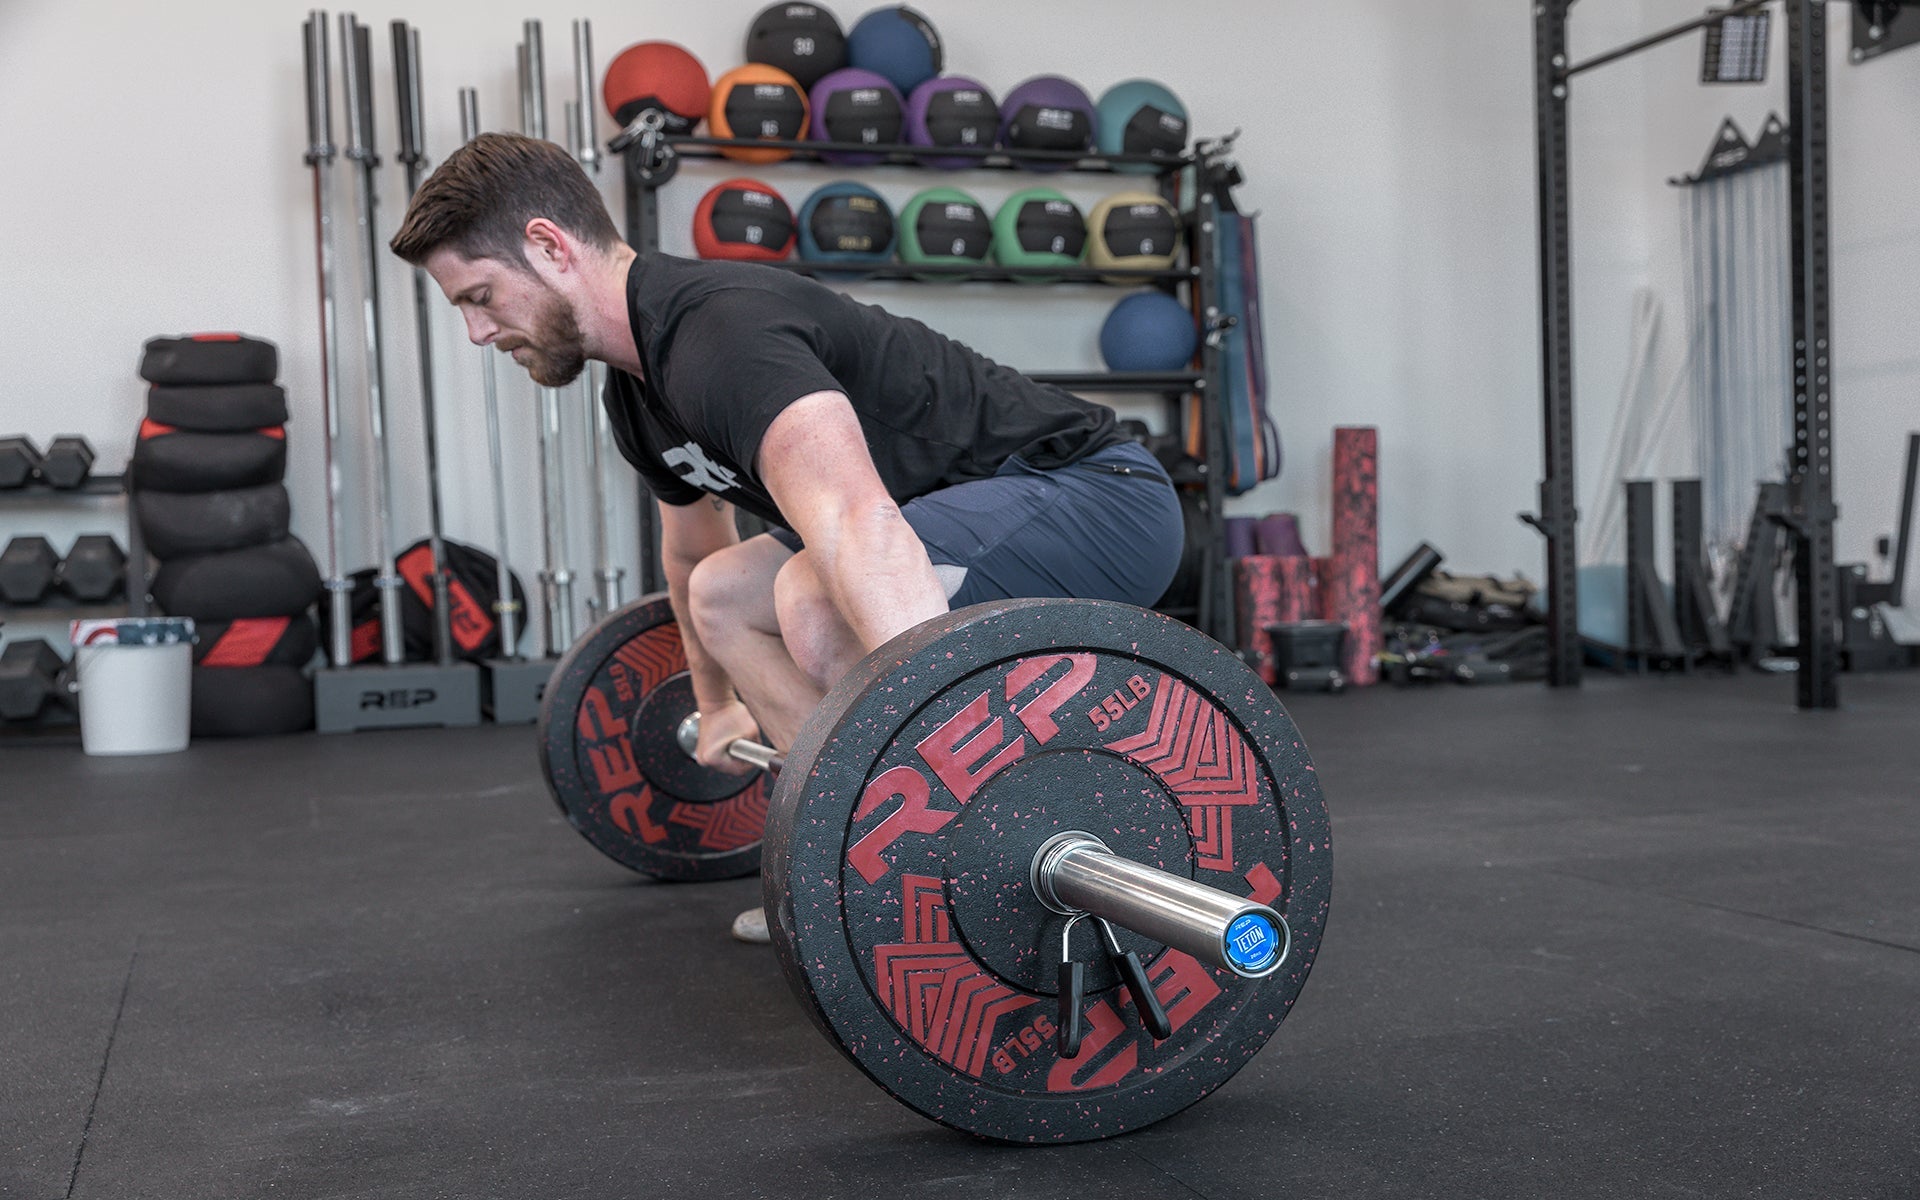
top-left (686, 543), bottom-right (766, 649)
top-left (773, 552), bottom-right (855, 689)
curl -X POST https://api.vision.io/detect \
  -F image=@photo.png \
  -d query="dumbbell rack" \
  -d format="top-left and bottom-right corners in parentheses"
top-left (616, 133), bottom-right (1239, 647)
top-left (0, 473), bottom-right (147, 735)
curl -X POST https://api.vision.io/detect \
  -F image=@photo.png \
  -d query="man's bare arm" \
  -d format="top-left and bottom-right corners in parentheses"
top-left (659, 494), bottom-right (744, 716)
top-left (756, 390), bottom-right (948, 654)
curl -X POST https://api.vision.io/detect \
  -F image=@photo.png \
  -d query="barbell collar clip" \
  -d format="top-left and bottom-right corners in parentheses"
top-left (1056, 912), bottom-right (1090, 1059)
top-left (1097, 916), bottom-right (1173, 1040)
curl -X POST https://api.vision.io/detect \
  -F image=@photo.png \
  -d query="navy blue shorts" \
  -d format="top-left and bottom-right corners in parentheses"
top-left (770, 441), bottom-right (1184, 609)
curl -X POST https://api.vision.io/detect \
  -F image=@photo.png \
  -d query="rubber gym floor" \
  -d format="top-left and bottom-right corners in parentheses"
top-left (4, 668), bottom-right (1917, 1200)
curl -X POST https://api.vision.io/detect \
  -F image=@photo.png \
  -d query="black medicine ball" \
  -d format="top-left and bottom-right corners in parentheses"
top-left (745, 3), bottom-right (849, 91)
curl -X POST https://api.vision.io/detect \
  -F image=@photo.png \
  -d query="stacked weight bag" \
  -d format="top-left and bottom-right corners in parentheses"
top-left (319, 536), bottom-right (528, 666)
top-left (134, 334), bottom-right (321, 736)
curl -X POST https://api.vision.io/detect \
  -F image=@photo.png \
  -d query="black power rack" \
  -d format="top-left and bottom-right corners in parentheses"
top-left (1533, 0), bottom-right (1846, 708)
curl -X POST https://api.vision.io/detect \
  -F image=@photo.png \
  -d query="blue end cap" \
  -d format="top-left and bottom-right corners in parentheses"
top-left (1224, 913), bottom-right (1281, 973)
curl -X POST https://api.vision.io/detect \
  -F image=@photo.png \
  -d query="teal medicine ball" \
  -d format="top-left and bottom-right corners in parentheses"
top-left (1095, 79), bottom-right (1190, 173)
top-left (897, 186), bottom-right (991, 279)
top-left (797, 181), bottom-right (896, 268)
top-left (990, 187), bottom-right (1086, 278)
top-left (1099, 291), bottom-right (1197, 372)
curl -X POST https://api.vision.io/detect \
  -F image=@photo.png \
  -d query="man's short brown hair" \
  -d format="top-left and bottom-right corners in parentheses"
top-left (389, 132), bottom-right (621, 269)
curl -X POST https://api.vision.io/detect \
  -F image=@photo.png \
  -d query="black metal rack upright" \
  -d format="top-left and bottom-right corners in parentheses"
top-left (1780, 0), bottom-right (1842, 708)
top-left (1530, 0), bottom-right (1580, 688)
top-left (1531, 0), bottom-right (1840, 709)
top-left (613, 132), bottom-right (1238, 645)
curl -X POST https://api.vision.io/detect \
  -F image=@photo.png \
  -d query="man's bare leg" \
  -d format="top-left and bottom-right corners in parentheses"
top-left (684, 534), bottom-right (817, 754)
top-left (686, 538), bottom-right (882, 946)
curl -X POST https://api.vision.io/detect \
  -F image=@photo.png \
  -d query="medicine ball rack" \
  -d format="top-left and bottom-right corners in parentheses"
top-left (616, 131), bottom-right (1243, 647)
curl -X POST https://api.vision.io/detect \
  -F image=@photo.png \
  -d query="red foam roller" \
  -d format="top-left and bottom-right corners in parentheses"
top-left (1231, 556), bottom-right (1286, 684)
top-left (1276, 557), bottom-right (1317, 623)
top-left (1326, 427), bottom-right (1380, 686)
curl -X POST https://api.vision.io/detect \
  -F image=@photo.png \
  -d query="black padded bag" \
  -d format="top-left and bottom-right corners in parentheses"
top-left (318, 537), bottom-right (530, 664)
top-left (139, 334), bottom-right (279, 385)
top-left (152, 537), bottom-right (323, 621)
top-left (146, 384), bottom-right (289, 432)
top-left (135, 484), bottom-right (290, 559)
top-left (190, 665), bottom-right (314, 737)
top-left (192, 615), bottom-right (319, 668)
top-left (132, 421), bottom-right (286, 492)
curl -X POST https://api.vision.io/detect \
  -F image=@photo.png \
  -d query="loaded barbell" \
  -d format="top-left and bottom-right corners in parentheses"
top-left (537, 594), bottom-right (1332, 1143)
top-left (674, 709), bottom-right (1291, 984)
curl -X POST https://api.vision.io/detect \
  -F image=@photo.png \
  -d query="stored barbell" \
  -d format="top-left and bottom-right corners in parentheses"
top-left (537, 594), bottom-right (1332, 1143)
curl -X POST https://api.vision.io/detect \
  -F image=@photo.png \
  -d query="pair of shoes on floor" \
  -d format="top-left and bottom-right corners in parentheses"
top-left (731, 905), bottom-right (770, 944)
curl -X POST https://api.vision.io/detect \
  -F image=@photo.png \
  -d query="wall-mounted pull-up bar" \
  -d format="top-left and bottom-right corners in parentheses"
top-left (1563, 0), bottom-right (1775, 78)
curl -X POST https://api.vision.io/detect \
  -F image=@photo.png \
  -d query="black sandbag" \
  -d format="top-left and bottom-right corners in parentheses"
top-left (192, 615), bottom-right (319, 668)
top-left (145, 384), bottom-right (289, 432)
top-left (152, 537), bottom-right (323, 621)
top-left (133, 419), bottom-right (286, 491)
top-left (319, 537), bottom-right (529, 663)
top-left (140, 334), bottom-right (279, 385)
top-left (135, 484), bottom-right (290, 559)
top-left (190, 665), bottom-right (314, 737)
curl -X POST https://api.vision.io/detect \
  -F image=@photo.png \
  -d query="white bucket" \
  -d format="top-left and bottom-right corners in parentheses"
top-left (71, 619), bottom-right (194, 756)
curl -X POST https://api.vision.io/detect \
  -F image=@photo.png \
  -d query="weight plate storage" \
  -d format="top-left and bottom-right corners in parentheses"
top-left (538, 596), bottom-right (772, 881)
top-left (762, 598), bottom-right (1332, 1142)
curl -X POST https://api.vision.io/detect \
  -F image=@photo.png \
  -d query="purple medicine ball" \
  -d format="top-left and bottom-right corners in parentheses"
top-left (905, 75), bottom-right (999, 169)
top-left (808, 67), bottom-right (905, 165)
top-left (998, 75), bottom-right (1098, 172)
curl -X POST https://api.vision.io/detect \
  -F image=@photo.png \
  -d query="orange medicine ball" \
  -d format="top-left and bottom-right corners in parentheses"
top-left (708, 64), bottom-right (810, 162)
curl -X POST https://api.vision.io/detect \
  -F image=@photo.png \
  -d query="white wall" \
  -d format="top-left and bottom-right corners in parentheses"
top-left (1, 0), bottom-right (1913, 650)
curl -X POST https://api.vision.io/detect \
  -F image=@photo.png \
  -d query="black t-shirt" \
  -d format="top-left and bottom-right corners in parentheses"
top-left (602, 254), bottom-right (1122, 530)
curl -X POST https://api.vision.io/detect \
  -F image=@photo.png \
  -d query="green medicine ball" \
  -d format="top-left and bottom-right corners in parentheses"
top-left (897, 186), bottom-right (992, 280)
top-left (991, 187), bottom-right (1087, 280)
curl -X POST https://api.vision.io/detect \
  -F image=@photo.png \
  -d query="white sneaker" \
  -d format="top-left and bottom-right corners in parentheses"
top-left (730, 905), bottom-right (770, 944)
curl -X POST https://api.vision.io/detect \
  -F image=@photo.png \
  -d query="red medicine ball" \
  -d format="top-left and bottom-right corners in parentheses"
top-left (603, 41), bottom-right (711, 131)
top-left (693, 179), bottom-right (797, 261)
